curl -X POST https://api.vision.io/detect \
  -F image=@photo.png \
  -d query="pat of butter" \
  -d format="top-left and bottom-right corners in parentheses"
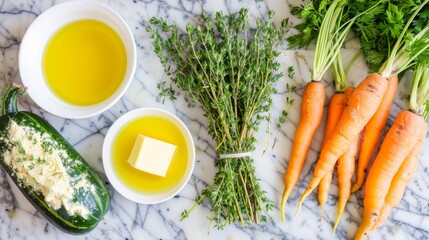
top-left (127, 134), bottom-right (177, 177)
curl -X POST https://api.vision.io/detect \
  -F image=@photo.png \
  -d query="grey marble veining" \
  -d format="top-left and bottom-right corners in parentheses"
top-left (0, 0), bottom-right (428, 239)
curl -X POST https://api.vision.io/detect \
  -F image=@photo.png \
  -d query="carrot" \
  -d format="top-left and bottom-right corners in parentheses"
top-left (332, 86), bottom-right (357, 231)
top-left (343, 86), bottom-right (355, 102)
top-left (280, 0), bottom-right (356, 220)
top-left (318, 86), bottom-right (354, 211)
top-left (318, 173), bottom-right (332, 213)
top-left (354, 110), bottom-right (425, 239)
top-left (280, 81), bottom-right (325, 221)
top-left (296, 73), bottom-right (388, 214)
top-left (322, 94), bottom-right (348, 147)
top-left (366, 61), bottom-right (429, 235)
top-left (357, 61), bottom-right (429, 239)
top-left (370, 123), bottom-right (427, 232)
top-left (333, 136), bottom-right (359, 232)
top-left (318, 92), bottom-right (348, 210)
top-left (352, 75), bottom-right (399, 193)
top-left (318, 46), bottom-right (361, 213)
top-left (297, 0), bottom-right (429, 214)
top-left (333, 134), bottom-right (358, 232)
top-left (287, 0), bottom-right (385, 218)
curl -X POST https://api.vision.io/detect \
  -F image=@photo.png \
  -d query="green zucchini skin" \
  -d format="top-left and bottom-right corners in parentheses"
top-left (0, 111), bottom-right (110, 234)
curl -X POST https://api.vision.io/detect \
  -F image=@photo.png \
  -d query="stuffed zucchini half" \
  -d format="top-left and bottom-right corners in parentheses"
top-left (0, 83), bottom-right (110, 234)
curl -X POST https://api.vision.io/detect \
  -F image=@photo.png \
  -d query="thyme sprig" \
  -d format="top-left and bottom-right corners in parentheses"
top-left (147, 9), bottom-right (288, 229)
top-left (273, 68), bottom-right (296, 149)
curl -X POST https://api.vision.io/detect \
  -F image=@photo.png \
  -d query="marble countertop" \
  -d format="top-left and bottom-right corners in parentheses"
top-left (0, 0), bottom-right (428, 239)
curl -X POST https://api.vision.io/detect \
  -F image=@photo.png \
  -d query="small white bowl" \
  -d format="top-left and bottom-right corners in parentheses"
top-left (19, 0), bottom-right (136, 119)
top-left (102, 108), bottom-right (196, 204)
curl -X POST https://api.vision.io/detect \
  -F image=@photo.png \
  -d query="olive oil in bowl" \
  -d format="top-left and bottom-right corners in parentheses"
top-left (43, 19), bottom-right (127, 106)
top-left (103, 108), bottom-right (195, 204)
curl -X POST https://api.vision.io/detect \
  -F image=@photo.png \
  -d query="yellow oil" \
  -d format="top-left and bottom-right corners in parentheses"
top-left (43, 19), bottom-right (127, 106)
top-left (112, 116), bottom-right (189, 194)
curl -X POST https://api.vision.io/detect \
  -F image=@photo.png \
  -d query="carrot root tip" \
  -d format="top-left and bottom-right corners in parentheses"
top-left (280, 188), bottom-right (290, 222)
top-left (294, 206), bottom-right (300, 216)
top-left (332, 210), bottom-right (343, 233)
top-left (295, 198), bottom-right (304, 216)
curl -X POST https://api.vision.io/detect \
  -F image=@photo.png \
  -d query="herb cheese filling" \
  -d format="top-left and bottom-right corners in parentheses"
top-left (2, 120), bottom-right (90, 218)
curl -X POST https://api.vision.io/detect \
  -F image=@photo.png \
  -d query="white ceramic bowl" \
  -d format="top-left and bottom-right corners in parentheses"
top-left (19, 0), bottom-right (136, 119)
top-left (102, 108), bottom-right (196, 204)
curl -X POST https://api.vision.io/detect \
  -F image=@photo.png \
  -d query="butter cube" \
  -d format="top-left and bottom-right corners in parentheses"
top-left (127, 134), bottom-right (177, 177)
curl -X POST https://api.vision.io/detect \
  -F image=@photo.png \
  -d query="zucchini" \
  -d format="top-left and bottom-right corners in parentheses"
top-left (0, 83), bottom-right (110, 234)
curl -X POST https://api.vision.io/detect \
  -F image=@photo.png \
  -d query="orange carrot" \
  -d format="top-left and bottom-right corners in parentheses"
top-left (318, 92), bottom-right (348, 210)
top-left (343, 86), bottom-right (355, 99)
top-left (343, 86), bottom-right (355, 103)
top-left (354, 110), bottom-right (425, 239)
top-left (322, 93), bottom-right (349, 147)
top-left (280, 81), bottom-right (325, 221)
top-left (369, 123), bottom-right (428, 232)
top-left (318, 173), bottom-right (332, 212)
top-left (352, 75), bottom-right (399, 193)
top-left (332, 86), bottom-right (357, 231)
top-left (333, 134), bottom-right (358, 232)
top-left (296, 73), bottom-right (388, 213)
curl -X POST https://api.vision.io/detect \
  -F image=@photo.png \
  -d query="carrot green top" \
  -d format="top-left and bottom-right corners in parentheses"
top-left (410, 62), bottom-right (429, 121)
top-left (378, 0), bottom-right (429, 78)
top-left (332, 49), bottom-right (361, 92)
top-left (312, 0), bottom-right (382, 82)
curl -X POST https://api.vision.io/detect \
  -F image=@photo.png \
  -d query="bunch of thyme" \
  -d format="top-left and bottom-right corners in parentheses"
top-left (146, 9), bottom-right (287, 229)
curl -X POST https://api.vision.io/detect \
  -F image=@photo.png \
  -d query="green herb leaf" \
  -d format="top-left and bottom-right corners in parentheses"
top-left (37, 158), bottom-right (47, 164)
top-left (41, 141), bottom-right (53, 154)
top-left (16, 157), bottom-right (26, 163)
top-left (28, 163), bottom-right (35, 170)
top-left (16, 142), bottom-right (25, 154)
top-left (287, 66), bottom-right (295, 79)
top-left (157, 81), bottom-right (176, 103)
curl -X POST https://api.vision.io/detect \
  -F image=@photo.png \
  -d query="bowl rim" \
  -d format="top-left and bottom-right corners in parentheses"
top-left (18, 0), bottom-right (137, 119)
top-left (102, 107), bottom-right (196, 204)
